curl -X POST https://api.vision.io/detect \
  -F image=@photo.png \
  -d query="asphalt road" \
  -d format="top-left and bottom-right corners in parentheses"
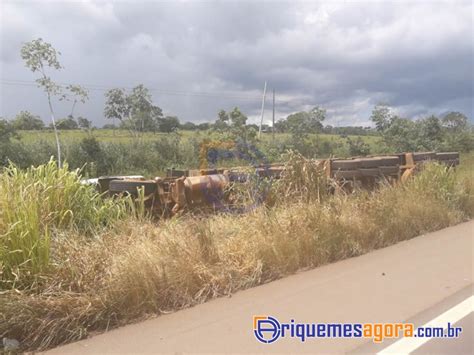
top-left (352, 285), bottom-right (473, 354)
top-left (413, 312), bottom-right (472, 355)
top-left (47, 220), bottom-right (474, 354)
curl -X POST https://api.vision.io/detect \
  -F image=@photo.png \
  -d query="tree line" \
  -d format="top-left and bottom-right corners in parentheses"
top-left (371, 105), bottom-right (473, 152)
top-left (3, 103), bottom-right (375, 136)
top-left (1, 36), bottom-right (473, 169)
top-left (3, 102), bottom-right (472, 153)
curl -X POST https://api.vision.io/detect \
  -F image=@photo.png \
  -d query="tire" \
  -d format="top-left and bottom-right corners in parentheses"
top-left (333, 170), bottom-right (361, 179)
top-left (436, 152), bottom-right (459, 161)
top-left (109, 179), bottom-right (157, 196)
top-left (413, 152), bottom-right (436, 161)
top-left (332, 159), bottom-right (361, 170)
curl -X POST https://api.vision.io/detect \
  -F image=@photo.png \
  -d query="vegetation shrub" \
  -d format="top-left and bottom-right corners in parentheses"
top-left (0, 157), bottom-right (472, 351)
top-left (0, 160), bottom-right (129, 288)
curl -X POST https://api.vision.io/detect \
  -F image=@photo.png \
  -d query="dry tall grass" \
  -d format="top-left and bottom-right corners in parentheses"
top-left (1, 161), bottom-right (473, 351)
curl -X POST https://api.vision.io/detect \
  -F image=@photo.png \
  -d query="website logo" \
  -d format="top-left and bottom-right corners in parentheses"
top-left (253, 316), bottom-right (281, 343)
top-left (252, 315), bottom-right (463, 344)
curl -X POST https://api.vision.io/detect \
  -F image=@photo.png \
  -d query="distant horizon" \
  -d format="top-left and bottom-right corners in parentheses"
top-left (3, 104), bottom-right (471, 129)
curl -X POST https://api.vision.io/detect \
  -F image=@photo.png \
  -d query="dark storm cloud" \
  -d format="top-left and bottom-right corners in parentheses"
top-left (1, 0), bottom-right (472, 126)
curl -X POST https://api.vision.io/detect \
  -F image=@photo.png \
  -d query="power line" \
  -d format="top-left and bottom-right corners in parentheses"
top-left (0, 79), bottom-right (264, 101)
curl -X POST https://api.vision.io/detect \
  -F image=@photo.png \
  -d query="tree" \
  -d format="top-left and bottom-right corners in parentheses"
top-left (12, 111), bottom-right (44, 130)
top-left (0, 119), bottom-right (17, 165)
top-left (441, 112), bottom-right (473, 152)
top-left (77, 116), bottom-right (92, 130)
top-left (286, 112), bottom-right (308, 137)
top-left (307, 106), bottom-right (326, 131)
top-left (55, 117), bottom-right (78, 130)
top-left (104, 88), bottom-right (130, 125)
top-left (274, 118), bottom-right (289, 133)
top-left (370, 104), bottom-right (473, 153)
top-left (370, 104), bottom-right (418, 151)
top-left (21, 38), bottom-right (88, 167)
top-left (21, 38), bottom-right (63, 165)
top-left (63, 85), bottom-right (89, 117)
top-left (128, 84), bottom-right (163, 132)
top-left (371, 104), bottom-right (393, 132)
top-left (197, 122), bottom-right (211, 131)
top-left (213, 109), bottom-right (230, 132)
top-left (181, 121), bottom-right (196, 131)
top-left (80, 136), bottom-right (102, 160)
top-left (415, 115), bottom-right (443, 150)
top-left (104, 84), bottom-right (163, 135)
top-left (346, 136), bottom-right (370, 156)
top-left (213, 107), bottom-right (255, 140)
top-left (285, 106), bottom-right (326, 138)
top-left (0, 119), bottom-right (16, 141)
top-left (383, 117), bottom-right (418, 152)
top-left (102, 123), bottom-right (117, 129)
top-left (158, 116), bottom-right (180, 133)
top-left (442, 112), bottom-right (468, 132)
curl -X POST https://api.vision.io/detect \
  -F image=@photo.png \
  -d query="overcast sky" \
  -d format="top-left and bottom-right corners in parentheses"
top-left (0, 0), bottom-right (472, 127)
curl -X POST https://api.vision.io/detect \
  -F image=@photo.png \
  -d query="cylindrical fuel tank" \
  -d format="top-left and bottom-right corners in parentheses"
top-left (184, 174), bottom-right (229, 205)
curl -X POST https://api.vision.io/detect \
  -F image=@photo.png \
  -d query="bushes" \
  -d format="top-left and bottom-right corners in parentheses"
top-left (371, 106), bottom-right (474, 153)
top-left (0, 158), bottom-right (472, 351)
top-left (1, 135), bottom-right (202, 177)
top-left (0, 160), bottom-right (128, 288)
top-left (4, 129), bottom-right (472, 176)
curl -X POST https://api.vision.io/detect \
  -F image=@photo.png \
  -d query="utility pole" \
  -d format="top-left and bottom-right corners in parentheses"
top-left (258, 81), bottom-right (267, 139)
top-left (272, 88), bottom-right (275, 141)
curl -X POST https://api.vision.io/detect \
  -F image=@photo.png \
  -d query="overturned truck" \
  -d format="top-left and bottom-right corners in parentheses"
top-left (96, 151), bottom-right (459, 216)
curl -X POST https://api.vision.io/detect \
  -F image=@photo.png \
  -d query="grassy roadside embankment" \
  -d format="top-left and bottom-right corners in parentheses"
top-left (0, 154), bottom-right (473, 352)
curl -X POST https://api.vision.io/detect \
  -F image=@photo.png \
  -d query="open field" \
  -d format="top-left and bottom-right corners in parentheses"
top-left (18, 129), bottom-right (382, 148)
top-left (3, 129), bottom-right (386, 178)
top-left (0, 156), bottom-right (472, 352)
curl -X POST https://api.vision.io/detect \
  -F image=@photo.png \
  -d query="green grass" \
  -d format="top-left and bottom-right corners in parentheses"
top-left (458, 152), bottom-right (474, 180)
top-left (18, 128), bottom-right (382, 147)
top-left (8, 129), bottom-right (385, 177)
top-left (0, 160), bottom-right (130, 288)
top-left (19, 129), bottom-right (188, 143)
